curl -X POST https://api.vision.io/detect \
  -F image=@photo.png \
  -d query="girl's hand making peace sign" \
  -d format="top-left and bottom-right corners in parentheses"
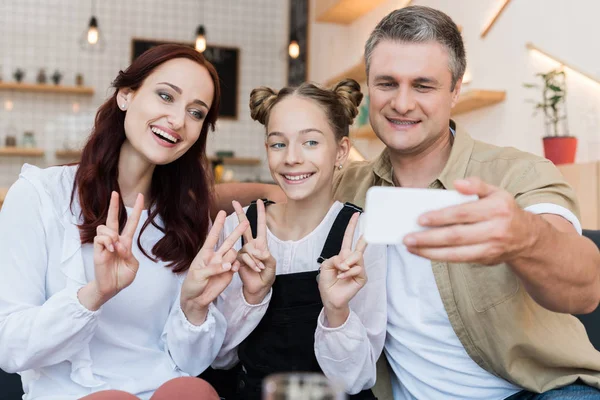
top-left (318, 212), bottom-right (368, 327)
top-left (232, 199), bottom-right (276, 305)
top-left (180, 210), bottom-right (249, 325)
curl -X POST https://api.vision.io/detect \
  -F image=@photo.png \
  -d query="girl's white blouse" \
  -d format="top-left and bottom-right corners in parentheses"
top-left (213, 201), bottom-right (388, 394)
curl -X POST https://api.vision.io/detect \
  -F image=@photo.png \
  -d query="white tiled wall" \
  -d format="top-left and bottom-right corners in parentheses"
top-left (0, 0), bottom-right (288, 188)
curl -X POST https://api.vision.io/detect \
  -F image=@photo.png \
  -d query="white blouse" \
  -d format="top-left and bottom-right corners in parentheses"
top-left (0, 164), bottom-right (226, 400)
top-left (213, 201), bottom-right (387, 394)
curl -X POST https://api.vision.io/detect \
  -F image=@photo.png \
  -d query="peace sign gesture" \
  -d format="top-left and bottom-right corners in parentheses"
top-left (92, 191), bottom-right (145, 303)
top-left (233, 199), bottom-right (276, 305)
top-left (180, 210), bottom-right (249, 325)
top-left (318, 212), bottom-right (368, 314)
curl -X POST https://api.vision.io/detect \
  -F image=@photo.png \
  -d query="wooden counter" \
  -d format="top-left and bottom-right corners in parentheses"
top-left (0, 187), bottom-right (7, 209)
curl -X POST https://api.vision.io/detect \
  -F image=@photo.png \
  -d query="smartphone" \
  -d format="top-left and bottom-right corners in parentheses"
top-left (363, 186), bottom-right (478, 244)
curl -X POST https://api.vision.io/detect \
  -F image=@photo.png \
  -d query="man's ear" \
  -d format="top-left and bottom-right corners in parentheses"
top-left (450, 77), bottom-right (463, 108)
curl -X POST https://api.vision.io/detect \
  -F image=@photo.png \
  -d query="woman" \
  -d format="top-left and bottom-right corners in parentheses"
top-left (0, 44), bottom-right (248, 400)
top-left (208, 79), bottom-right (387, 399)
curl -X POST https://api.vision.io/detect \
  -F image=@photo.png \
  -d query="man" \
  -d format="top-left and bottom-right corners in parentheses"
top-left (216, 6), bottom-right (600, 399)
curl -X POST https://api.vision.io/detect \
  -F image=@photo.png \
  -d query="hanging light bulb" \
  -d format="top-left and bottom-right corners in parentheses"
top-left (195, 25), bottom-right (207, 53)
top-left (79, 0), bottom-right (105, 51)
top-left (87, 17), bottom-right (99, 44)
top-left (288, 35), bottom-right (300, 59)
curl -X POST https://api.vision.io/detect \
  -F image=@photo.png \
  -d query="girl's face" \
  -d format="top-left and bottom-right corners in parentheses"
top-left (118, 58), bottom-right (214, 166)
top-left (265, 95), bottom-right (349, 202)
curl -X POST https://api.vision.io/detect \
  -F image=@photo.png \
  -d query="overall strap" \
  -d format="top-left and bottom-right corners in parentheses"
top-left (241, 199), bottom-right (275, 246)
top-left (317, 202), bottom-right (363, 264)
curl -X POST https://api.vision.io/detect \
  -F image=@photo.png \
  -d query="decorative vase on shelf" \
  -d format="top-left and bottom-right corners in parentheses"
top-left (37, 69), bottom-right (47, 84)
top-left (51, 70), bottom-right (63, 85)
top-left (5, 135), bottom-right (16, 147)
top-left (22, 131), bottom-right (36, 148)
top-left (5, 124), bottom-right (17, 147)
top-left (76, 73), bottom-right (84, 86)
top-left (13, 68), bottom-right (25, 83)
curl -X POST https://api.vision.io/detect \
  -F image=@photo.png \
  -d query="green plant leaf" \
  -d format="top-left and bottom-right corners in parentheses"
top-left (548, 84), bottom-right (563, 92)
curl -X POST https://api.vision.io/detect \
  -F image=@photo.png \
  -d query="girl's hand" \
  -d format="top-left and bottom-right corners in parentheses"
top-left (318, 213), bottom-right (368, 326)
top-left (233, 200), bottom-right (276, 304)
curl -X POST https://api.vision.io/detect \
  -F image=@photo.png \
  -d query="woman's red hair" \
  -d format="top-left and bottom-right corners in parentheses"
top-left (71, 44), bottom-right (220, 273)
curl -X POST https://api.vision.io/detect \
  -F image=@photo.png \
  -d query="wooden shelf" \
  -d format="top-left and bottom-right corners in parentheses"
top-left (54, 150), bottom-right (260, 166)
top-left (316, 0), bottom-right (411, 24)
top-left (0, 187), bottom-right (7, 208)
top-left (55, 149), bottom-right (83, 158)
top-left (452, 90), bottom-right (506, 115)
top-left (481, 0), bottom-right (512, 38)
top-left (0, 147), bottom-right (45, 157)
top-left (324, 58), bottom-right (366, 87)
top-left (526, 43), bottom-right (600, 85)
top-left (0, 82), bottom-right (94, 95)
top-left (209, 157), bottom-right (261, 166)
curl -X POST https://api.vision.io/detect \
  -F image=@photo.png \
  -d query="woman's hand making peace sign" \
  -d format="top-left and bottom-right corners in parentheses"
top-left (180, 210), bottom-right (249, 325)
top-left (232, 199), bottom-right (277, 305)
top-left (318, 212), bottom-right (368, 327)
top-left (79, 191), bottom-right (145, 311)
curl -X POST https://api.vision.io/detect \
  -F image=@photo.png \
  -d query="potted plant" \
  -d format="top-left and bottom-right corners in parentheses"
top-left (524, 68), bottom-right (576, 165)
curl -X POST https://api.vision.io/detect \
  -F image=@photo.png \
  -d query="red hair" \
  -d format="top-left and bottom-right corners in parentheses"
top-left (71, 44), bottom-right (220, 273)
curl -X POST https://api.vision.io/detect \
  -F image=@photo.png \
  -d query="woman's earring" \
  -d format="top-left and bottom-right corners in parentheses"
top-left (338, 164), bottom-right (343, 170)
top-left (121, 103), bottom-right (126, 110)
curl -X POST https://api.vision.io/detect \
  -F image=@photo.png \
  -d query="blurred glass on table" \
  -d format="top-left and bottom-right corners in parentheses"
top-left (263, 373), bottom-right (346, 400)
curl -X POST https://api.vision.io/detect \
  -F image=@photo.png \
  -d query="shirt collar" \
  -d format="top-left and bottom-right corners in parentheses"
top-left (372, 120), bottom-right (475, 189)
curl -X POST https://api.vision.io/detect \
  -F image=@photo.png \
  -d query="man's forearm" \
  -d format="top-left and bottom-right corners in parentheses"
top-left (510, 212), bottom-right (600, 314)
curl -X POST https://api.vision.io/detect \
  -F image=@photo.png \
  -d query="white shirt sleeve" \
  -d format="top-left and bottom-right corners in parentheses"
top-left (0, 179), bottom-right (100, 373)
top-left (314, 216), bottom-right (388, 394)
top-left (212, 211), bottom-right (272, 369)
top-left (524, 203), bottom-right (582, 234)
top-left (162, 292), bottom-right (228, 376)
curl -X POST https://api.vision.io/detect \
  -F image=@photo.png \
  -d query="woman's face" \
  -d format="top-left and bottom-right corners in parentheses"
top-left (265, 95), bottom-right (348, 202)
top-left (118, 58), bottom-right (214, 165)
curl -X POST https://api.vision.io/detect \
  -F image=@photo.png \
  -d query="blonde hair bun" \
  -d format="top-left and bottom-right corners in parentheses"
top-left (249, 87), bottom-right (278, 125)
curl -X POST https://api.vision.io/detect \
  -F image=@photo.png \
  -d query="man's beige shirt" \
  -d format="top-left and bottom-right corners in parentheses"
top-left (333, 124), bottom-right (600, 397)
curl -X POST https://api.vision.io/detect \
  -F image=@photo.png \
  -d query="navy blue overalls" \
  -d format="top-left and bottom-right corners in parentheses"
top-left (227, 200), bottom-right (377, 400)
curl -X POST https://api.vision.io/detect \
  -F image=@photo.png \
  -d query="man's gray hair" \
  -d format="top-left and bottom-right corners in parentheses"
top-left (364, 6), bottom-right (466, 90)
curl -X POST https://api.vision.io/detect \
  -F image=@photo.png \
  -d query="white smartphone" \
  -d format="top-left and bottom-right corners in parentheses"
top-left (363, 186), bottom-right (478, 245)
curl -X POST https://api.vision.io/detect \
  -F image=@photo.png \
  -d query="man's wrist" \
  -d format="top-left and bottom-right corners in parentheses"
top-left (509, 209), bottom-right (544, 265)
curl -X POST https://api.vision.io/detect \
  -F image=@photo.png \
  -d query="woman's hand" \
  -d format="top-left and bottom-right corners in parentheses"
top-left (180, 210), bottom-right (249, 325)
top-left (318, 212), bottom-right (368, 327)
top-left (79, 191), bottom-right (145, 311)
top-left (233, 200), bottom-right (276, 305)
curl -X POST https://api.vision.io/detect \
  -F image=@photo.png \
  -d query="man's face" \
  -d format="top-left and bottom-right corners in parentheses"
top-left (367, 40), bottom-right (462, 156)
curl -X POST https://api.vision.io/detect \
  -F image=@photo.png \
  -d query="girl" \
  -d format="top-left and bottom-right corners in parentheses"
top-left (0, 44), bottom-right (248, 400)
top-left (209, 79), bottom-right (387, 399)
